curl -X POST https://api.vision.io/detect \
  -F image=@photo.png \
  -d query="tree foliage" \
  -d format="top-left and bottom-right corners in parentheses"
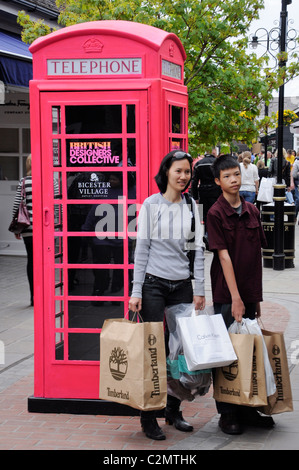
top-left (18, 0), bottom-right (299, 154)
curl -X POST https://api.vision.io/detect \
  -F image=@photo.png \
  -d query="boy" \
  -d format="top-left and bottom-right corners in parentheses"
top-left (206, 155), bottom-right (274, 435)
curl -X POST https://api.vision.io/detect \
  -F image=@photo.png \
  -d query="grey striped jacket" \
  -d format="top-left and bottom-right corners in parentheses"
top-left (12, 176), bottom-right (33, 236)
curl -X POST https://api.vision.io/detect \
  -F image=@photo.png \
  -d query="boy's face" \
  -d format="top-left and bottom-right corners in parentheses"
top-left (215, 166), bottom-right (241, 195)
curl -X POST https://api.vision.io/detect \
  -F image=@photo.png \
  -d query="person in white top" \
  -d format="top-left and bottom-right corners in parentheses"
top-left (239, 151), bottom-right (259, 203)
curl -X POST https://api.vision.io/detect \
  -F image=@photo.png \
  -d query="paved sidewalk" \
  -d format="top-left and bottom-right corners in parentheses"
top-left (0, 225), bottom-right (299, 451)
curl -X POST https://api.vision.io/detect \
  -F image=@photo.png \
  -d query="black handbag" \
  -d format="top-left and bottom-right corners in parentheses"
top-left (8, 179), bottom-right (31, 234)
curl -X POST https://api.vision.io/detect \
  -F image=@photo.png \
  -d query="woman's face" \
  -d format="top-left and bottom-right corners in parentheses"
top-left (166, 158), bottom-right (191, 193)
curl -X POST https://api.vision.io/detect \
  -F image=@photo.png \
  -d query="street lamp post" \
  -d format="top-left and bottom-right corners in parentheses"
top-left (273, 0), bottom-right (291, 271)
top-left (264, 103), bottom-right (268, 167)
top-left (250, 0), bottom-right (295, 271)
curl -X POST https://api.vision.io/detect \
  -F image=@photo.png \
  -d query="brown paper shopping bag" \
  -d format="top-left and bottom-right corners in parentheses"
top-left (214, 333), bottom-right (254, 405)
top-left (259, 329), bottom-right (293, 415)
top-left (213, 333), bottom-right (267, 407)
top-left (250, 335), bottom-right (267, 407)
top-left (99, 317), bottom-right (167, 411)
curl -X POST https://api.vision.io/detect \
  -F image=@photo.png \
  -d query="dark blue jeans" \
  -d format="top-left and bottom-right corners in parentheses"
top-left (213, 303), bottom-right (256, 416)
top-left (239, 190), bottom-right (256, 203)
top-left (140, 273), bottom-right (193, 419)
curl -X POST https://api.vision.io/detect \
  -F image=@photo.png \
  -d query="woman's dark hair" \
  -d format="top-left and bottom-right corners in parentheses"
top-left (154, 150), bottom-right (193, 193)
top-left (212, 154), bottom-right (240, 179)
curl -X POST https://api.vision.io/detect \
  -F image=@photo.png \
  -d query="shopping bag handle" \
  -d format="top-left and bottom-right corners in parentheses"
top-left (126, 310), bottom-right (144, 323)
top-left (231, 319), bottom-right (251, 334)
top-left (192, 305), bottom-right (215, 317)
top-left (257, 317), bottom-right (266, 330)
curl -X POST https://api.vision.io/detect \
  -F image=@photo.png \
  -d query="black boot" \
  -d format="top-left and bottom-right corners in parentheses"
top-left (238, 408), bottom-right (275, 428)
top-left (165, 396), bottom-right (193, 432)
top-left (140, 411), bottom-right (166, 440)
top-left (218, 412), bottom-right (243, 435)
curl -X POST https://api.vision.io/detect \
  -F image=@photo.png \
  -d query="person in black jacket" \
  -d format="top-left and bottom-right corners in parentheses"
top-left (191, 148), bottom-right (222, 227)
top-left (268, 148), bottom-right (291, 188)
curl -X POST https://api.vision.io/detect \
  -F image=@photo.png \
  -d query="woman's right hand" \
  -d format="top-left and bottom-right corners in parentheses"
top-left (129, 297), bottom-right (142, 313)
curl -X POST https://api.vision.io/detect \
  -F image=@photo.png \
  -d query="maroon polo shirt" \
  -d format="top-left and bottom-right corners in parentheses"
top-left (206, 194), bottom-right (267, 304)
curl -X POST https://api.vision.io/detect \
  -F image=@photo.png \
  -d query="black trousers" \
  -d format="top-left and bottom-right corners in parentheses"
top-left (140, 273), bottom-right (193, 419)
top-left (213, 302), bottom-right (256, 415)
top-left (23, 236), bottom-right (33, 305)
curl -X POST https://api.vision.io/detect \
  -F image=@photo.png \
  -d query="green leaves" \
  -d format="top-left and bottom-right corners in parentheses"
top-left (18, 0), bottom-right (299, 154)
top-left (17, 11), bottom-right (55, 42)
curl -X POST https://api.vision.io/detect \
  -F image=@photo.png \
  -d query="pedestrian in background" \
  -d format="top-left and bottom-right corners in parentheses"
top-left (11, 155), bottom-right (33, 306)
top-left (239, 151), bottom-right (259, 203)
top-left (269, 148), bottom-right (293, 203)
top-left (286, 149), bottom-right (295, 170)
top-left (291, 151), bottom-right (299, 222)
top-left (190, 147), bottom-right (222, 227)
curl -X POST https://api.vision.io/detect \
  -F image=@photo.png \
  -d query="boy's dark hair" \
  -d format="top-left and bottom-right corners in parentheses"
top-left (212, 154), bottom-right (240, 179)
top-left (155, 150), bottom-right (193, 193)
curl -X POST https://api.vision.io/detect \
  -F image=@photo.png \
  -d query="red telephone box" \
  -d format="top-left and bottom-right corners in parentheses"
top-left (28, 20), bottom-right (188, 414)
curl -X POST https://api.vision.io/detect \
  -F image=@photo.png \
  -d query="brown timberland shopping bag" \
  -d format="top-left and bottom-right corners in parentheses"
top-left (213, 333), bottom-right (267, 407)
top-left (99, 316), bottom-right (167, 411)
top-left (258, 328), bottom-right (293, 415)
top-left (249, 335), bottom-right (267, 406)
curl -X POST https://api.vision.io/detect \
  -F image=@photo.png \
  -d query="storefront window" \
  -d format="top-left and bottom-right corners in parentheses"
top-left (0, 127), bottom-right (30, 180)
top-left (0, 156), bottom-right (18, 180)
top-left (0, 128), bottom-right (19, 152)
top-left (22, 128), bottom-right (31, 153)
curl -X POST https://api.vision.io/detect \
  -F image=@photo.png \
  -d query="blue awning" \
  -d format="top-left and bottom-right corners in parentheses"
top-left (0, 31), bottom-right (32, 60)
top-left (0, 31), bottom-right (32, 87)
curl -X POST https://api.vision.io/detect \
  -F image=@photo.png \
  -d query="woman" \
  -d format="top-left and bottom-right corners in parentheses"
top-left (12, 155), bottom-right (33, 306)
top-left (239, 151), bottom-right (259, 203)
top-left (256, 160), bottom-right (269, 211)
top-left (256, 159), bottom-right (268, 179)
top-left (129, 150), bottom-right (205, 441)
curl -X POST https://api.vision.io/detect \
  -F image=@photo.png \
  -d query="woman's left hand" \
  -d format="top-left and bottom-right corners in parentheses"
top-left (194, 295), bottom-right (205, 311)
